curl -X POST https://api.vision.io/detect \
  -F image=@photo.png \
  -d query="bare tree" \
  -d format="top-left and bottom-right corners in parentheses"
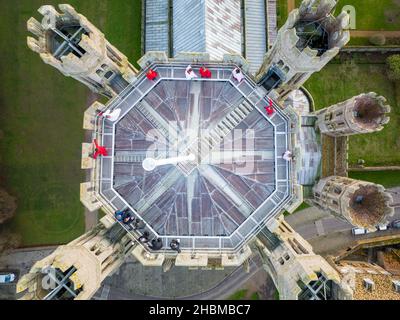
top-left (0, 188), bottom-right (17, 225)
top-left (0, 229), bottom-right (21, 257)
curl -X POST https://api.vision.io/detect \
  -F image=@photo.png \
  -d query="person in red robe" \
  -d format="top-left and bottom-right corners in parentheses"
top-left (146, 69), bottom-right (158, 81)
top-left (199, 66), bottom-right (212, 78)
top-left (91, 139), bottom-right (108, 159)
top-left (265, 98), bottom-right (275, 116)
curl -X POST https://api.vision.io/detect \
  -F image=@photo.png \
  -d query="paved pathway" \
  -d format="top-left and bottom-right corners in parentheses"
top-left (181, 256), bottom-right (263, 300)
top-left (0, 246), bottom-right (57, 273)
top-left (93, 255), bottom-right (265, 300)
top-left (350, 30), bottom-right (400, 37)
top-left (288, 0), bottom-right (295, 12)
top-left (95, 254), bottom-right (237, 299)
top-left (287, 187), bottom-right (400, 241)
top-left (0, 246), bottom-right (57, 300)
top-left (85, 211), bottom-right (98, 232)
top-left (315, 220), bottom-right (325, 236)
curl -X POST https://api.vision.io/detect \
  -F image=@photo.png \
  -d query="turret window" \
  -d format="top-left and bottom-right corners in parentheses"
top-left (334, 187), bottom-right (342, 194)
top-left (104, 71), bottom-right (114, 79)
top-left (325, 113), bottom-right (333, 121)
top-left (392, 280), bottom-right (400, 293)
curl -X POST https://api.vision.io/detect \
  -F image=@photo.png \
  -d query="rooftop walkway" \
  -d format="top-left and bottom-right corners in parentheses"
top-left (94, 63), bottom-right (293, 253)
top-left (284, 90), bottom-right (321, 185)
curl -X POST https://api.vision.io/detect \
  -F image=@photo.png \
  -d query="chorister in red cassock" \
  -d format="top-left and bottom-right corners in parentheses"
top-left (199, 67), bottom-right (212, 78)
top-left (91, 139), bottom-right (108, 159)
top-left (146, 68), bottom-right (158, 81)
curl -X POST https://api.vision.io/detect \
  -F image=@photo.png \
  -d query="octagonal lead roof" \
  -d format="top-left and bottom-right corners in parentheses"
top-left (97, 62), bottom-right (292, 253)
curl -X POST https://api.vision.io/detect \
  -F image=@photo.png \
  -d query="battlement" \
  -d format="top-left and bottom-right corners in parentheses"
top-left (316, 92), bottom-right (391, 137)
top-left (313, 176), bottom-right (394, 230)
top-left (27, 4), bottom-right (137, 97)
top-left (255, 0), bottom-right (349, 101)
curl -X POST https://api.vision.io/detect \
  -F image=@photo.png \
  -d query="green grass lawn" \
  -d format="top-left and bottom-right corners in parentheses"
top-left (283, 0), bottom-right (400, 31)
top-left (284, 201), bottom-right (311, 216)
top-left (250, 292), bottom-right (260, 300)
top-left (348, 36), bottom-right (400, 46)
top-left (347, 37), bottom-right (374, 46)
top-left (228, 289), bottom-right (248, 300)
top-left (304, 61), bottom-right (400, 166)
top-left (349, 171), bottom-right (400, 188)
top-left (227, 289), bottom-right (260, 300)
top-left (277, 0), bottom-right (289, 28)
top-left (0, 0), bottom-right (141, 246)
top-left (294, 202), bottom-right (311, 212)
top-left (338, 0), bottom-right (400, 31)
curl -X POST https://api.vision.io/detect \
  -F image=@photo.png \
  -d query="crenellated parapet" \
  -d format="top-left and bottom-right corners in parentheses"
top-left (27, 4), bottom-right (137, 98)
top-left (257, 217), bottom-right (343, 300)
top-left (313, 176), bottom-right (394, 230)
top-left (256, 0), bottom-right (350, 101)
top-left (314, 92), bottom-right (391, 137)
top-left (17, 217), bottom-right (135, 300)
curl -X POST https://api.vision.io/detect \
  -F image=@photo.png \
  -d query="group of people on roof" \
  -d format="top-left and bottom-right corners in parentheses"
top-left (146, 65), bottom-right (246, 83)
top-left (114, 209), bottom-right (181, 253)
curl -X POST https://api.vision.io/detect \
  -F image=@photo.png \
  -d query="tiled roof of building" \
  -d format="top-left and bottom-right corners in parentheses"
top-left (354, 274), bottom-right (400, 300)
top-left (145, 0), bottom-right (170, 53)
top-left (173, 0), bottom-right (242, 60)
top-left (245, 0), bottom-right (267, 74)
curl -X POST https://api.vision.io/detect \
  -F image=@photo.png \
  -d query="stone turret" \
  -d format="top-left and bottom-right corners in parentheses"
top-left (257, 217), bottom-right (345, 300)
top-left (315, 92), bottom-right (391, 137)
top-left (313, 176), bottom-right (394, 231)
top-left (256, 0), bottom-right (350, 101)
top-left (27, 4), bottom-right (137, 98)
top-left (16, 217), bottom-right (135, 300)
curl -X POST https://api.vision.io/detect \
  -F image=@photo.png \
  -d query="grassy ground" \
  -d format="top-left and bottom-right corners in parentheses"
top-left (278, 1), bottom-right (400, 165)
top-left (304, 60), bottom-right (400, 166)
top-left (347, 37), bottom-right (374, 46)
top-left (349, 171), bottom-right (400, 188)
top-left (277, 0), bottom-right (289, 28)
top-left (348, 36), bottom-right (400, 46)
top-left (280, 0), bottom-right (400, 33)
top-left (250, 292), bottom-right (260, 300)
top-left (284, 202), bottom-right (311, 216)
top-left (0, 1), bottom-right (142, 245)
top-left (227, 289), bottom-right (260, 300)
top-left (338, 0), bottom-right (400, 31)
top-left (294, 202), bottom-right (311, 212)
top-left (228, 289), bottom-right (248, 300)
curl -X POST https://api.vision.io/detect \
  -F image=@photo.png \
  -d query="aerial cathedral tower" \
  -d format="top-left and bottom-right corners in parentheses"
top-left (17, 218), bottom-right (135, 300)
top-left (27, 4), bottom-right (137, 98)
top-left (256, 217), bottom-right (349, 300)
top-left (255, 0), bottom-right (350, 101)
top-left (314, 92), bottom-right (391, 137)
top-left (17, 0), bottom-right (396, 301)
top-left (313, 176), bottom-right (394, 231)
